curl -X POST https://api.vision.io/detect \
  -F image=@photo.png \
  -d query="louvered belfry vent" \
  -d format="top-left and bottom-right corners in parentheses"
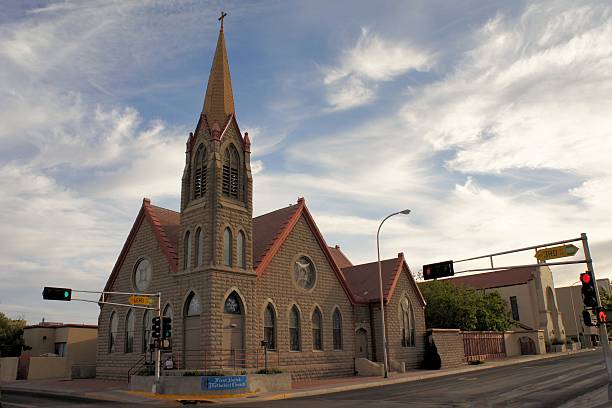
top-left (193, 145), bottom-right (207, 199)
top-left (222, 144), bottom-right (240, 200)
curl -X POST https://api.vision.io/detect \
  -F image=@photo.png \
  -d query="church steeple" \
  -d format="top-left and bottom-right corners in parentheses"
top-left (202, 12), bottom-right (235, 128)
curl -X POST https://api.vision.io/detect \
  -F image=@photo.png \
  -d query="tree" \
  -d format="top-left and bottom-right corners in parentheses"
top-left (0, 312), bottom-right (27, 357)
top-left (419, 280), bottom-right (512, 331)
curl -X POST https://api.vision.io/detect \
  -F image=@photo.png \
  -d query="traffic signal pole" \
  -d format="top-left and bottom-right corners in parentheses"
top-left (582, 233), bottom-right (612, 401)
top-left (153, 292), bottom-right (162, 394)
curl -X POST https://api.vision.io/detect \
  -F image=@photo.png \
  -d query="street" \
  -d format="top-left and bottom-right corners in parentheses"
top-left (229, 351), bottom-right (607, 408)
top-left (0, 392), bottom-right (171, 408)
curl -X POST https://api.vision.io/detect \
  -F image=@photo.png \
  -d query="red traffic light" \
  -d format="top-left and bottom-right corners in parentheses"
top-left (598, 310), bottom-right (607, 324)
top-left (580, 273), bottom-right (591, 284)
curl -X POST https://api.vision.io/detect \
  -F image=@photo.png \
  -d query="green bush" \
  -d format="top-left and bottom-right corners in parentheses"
top-left (182, 370), bottom-right (203, 376)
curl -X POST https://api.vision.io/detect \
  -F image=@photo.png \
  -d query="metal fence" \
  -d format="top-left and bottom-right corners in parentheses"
top-left (461, 331), bottom-right (506, 362)
top-left (171, 348), bottom-right (282, 372)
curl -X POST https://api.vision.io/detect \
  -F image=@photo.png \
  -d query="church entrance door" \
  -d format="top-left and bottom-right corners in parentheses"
top-left (356, 328), bottom-right (368, 359)
top-left (222, 292), bottom-right (245, 368)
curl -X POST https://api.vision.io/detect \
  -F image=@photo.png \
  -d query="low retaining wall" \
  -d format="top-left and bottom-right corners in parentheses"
top-left (355, 358), bottom-right (383, 376)
top-left (0, 357), bottom-right (18, 381)
top-left (129, 373), bottom-right (292, 395)
top-left (27, 356), bottom-right (70, 380)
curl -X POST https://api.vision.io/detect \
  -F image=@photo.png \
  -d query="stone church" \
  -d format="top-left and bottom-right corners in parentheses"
top-left (96, 20), bottom-right (426, 380)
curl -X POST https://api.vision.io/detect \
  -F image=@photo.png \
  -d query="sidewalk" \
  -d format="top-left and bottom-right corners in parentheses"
top-left (0, 348), bottom-right (598, 405)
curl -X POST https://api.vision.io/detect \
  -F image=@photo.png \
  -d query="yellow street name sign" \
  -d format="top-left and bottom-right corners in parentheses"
top-left (128, 295), bottom-right (152, 306)
top-left (535, 244), bottom-right (579, 261)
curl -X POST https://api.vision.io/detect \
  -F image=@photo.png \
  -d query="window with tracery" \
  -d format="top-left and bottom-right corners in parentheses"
top-left (193, 145), bottom-right (207, 199)
top-left (222, 144), bottom-right (240, 199)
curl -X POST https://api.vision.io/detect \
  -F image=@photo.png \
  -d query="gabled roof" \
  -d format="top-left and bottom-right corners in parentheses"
top-left (441, 266), bottom-right (536, 290)
top-left (102, 198), bottom-right (179, 293)
top-left (328, 245), bottom-right (353, 269)
top-left (341, 253), bottom-right (426, 306)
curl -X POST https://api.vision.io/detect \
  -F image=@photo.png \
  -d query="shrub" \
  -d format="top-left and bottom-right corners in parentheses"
top-left (182, 370), bottom-right (203, 376)
top-left (551, 338), bottom-right (565, 346)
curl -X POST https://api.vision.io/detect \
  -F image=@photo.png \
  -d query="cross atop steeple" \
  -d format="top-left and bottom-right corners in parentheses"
top-left (218, 11), bottom-right (227, 32)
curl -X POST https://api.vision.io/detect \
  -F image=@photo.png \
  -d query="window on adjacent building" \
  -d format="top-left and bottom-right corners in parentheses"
top-left (264, 303), bottom-right (276, 350)
top-left (237, 230), bottom-right (245, 268)
top-left (193, 145), bottom-right (207, 199)
top-left (54, 342), bottom-right (67, 357)
top-left (222, 144), bottom-right (240, 199)
top-left (143, 309), bottom-right (152, 353)
top-left (184, 230), bottom-right (192, 270)
top-left (289, 306), bottom-right (301, 351)
top-left (125, 309), bottom-right (135, 353)
top-left (312, 308), bottom-right (323, 351)
top-left (332, 308), bottom-right (343, 350)
top-left (510, 296), bottom-right (520, 321)
top-left (400, 298), bottom-right (415, 347)
top-left (223, 228), bottom-right (232, 266)
top-left (109, 311), bottom-right (118, 353)
top-left (195, 227), bottom-right (203, 266)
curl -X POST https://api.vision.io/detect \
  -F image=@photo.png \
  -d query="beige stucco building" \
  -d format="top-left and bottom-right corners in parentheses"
top-left (22, 322), bottom-right (98, 378)
top-left (556, 278), bottom-right (610, 347)
top-left (443, 265), bottom-right (566, 347)
top-left (96, 22), bottom-right (426, 380)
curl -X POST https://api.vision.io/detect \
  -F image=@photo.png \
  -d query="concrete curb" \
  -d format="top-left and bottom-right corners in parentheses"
top-left (218, 348), bottom-right (599, 404)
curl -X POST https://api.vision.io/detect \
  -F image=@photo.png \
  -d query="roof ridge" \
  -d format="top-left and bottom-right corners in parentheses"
top-left (143, 199), bottom-right (178, 272)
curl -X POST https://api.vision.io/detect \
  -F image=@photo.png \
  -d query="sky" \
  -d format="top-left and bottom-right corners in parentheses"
top-left (1, 0), bottom-right (611, 325)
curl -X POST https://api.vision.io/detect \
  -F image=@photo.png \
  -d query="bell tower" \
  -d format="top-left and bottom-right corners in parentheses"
top-left (178, 15), bottom-right (253, 274)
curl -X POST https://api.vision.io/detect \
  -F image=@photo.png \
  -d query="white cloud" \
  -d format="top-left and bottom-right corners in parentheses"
top-left (323, 27), bottom-right (433, 110)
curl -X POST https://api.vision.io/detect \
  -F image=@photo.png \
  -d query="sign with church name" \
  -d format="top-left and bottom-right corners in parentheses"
top-left (534, 244), bottom-right (579, 261)
top-left (203, 375), bottom-right (247, 390)
top-left (128, 295), bottom-right (153, 306)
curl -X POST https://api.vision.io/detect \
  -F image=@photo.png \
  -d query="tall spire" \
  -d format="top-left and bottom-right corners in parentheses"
top-left (202, 11), bottom-right (235, 128)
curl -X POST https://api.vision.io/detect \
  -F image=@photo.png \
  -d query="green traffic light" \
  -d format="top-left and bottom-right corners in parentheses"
top-left (64, 291), bottom-right (69, 298)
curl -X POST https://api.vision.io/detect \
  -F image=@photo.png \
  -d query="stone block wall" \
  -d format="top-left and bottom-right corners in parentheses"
top-left (428, 329), bottom-right (465, 369)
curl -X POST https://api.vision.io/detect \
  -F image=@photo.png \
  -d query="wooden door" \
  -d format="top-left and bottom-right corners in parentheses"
top-left (356, 328), bottom-right (368, 359)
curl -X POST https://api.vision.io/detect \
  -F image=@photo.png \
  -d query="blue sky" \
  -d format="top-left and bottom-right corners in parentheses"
top-left (1, 0), bottom-right (611, 324)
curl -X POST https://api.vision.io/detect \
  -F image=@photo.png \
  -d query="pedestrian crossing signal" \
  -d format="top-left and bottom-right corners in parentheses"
top-left (597, 309), bottom-right (607, 325)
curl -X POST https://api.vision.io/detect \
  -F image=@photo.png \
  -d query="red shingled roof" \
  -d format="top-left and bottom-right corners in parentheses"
top-left (328, 245), bottom-right (353, 269)
top-left (441, 266), bottom-right (536, 290)
top-left (252, 203), bottom-right (301, 271)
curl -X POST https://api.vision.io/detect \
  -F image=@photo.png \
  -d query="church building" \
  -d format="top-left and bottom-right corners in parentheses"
top-left (96, 19), bottom-right (426, 380)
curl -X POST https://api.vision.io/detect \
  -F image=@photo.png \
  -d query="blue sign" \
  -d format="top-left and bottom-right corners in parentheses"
top-left (203, 375), bottom-right (247, 390)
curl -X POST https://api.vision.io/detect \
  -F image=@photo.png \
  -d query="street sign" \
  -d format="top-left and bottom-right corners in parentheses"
top-left (534, 244), bottom-right (579, 261)
top-left (128, 295), bottom-right (153, 306)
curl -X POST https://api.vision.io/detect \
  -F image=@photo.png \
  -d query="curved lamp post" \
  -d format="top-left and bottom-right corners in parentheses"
top-left (377, 208), bottom-right (411, 378)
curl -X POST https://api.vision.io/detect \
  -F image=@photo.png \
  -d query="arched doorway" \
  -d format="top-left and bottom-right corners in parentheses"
top-left (183, 292), bottom-right (201, 369)
top-left (356, 328), bottom-right (368, 359)
top-left (223, 291), bottom-right (245, 368)
top-left (519, 336), bottom-right (536, 355)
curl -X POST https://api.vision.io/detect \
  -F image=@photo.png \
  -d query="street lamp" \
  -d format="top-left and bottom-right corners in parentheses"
top-left (377, 208), bottom-right (411, 378)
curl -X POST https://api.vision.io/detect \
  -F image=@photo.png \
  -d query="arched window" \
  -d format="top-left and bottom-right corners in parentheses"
top-left (185, 293), bottom-right (202, 316)
top-left (222, 144), bottom-right (240, 199)
top-left (195, 227), bottom-right (203, 266)
top-left (193, 144), bottom-right (207, 199)
top-left (223, 228), bottom-right (232, 266)
top-left (109, 311), bottom-right (118, 353)
top-left (125, 309), bottom-right (135, 353)
top-left (224, 292), bottom-right (242, 314)
top-left (400, 298), bottom-right (416, 347)
top-left (143, 309), bottom-right (152, 353)
top-left (289, 306), bottom-right (301, 351)
top-left (332, 308), bottom-right (343, 350)
top-left (264, 304), bottom-right (276, 350)
top-left (184, 230), bottom-right (192, 270)
top-left (237, 230), bottom-right (245, 268)
top-left (312, 308), bottom-right (323, 351)
top-left (164, 304), bottom-right (174, 320)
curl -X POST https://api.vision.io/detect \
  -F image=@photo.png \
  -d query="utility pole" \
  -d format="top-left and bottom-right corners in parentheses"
top-left (582, 233), bottom-right (612, 401)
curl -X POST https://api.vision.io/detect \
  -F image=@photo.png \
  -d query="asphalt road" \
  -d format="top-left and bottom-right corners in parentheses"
top-left (231, 351), bottom-right (607, 408)
top-left (0, 392), bottom-right (173, 408)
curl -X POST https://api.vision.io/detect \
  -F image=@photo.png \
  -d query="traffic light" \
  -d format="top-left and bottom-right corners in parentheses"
top-left (597, 308), bottom-right (608, 325)
top-left (583, 310), bottom-right (595, 326)
top-left (580, 272), bottom-right (598, 308)
top-left (152, 316), bottom-right (161, 339)
top-left (162, 317), bottom-right (172, 339)
top-left (423, 261), bottom-right (454, 280)
top-left (42, 287), bottom-right (72, 301)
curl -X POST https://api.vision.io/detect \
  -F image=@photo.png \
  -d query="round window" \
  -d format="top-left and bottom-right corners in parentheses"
top-left (133, 258), bottom-right (152, 292)
top-left (293, 256), bottom-right (316, 290)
